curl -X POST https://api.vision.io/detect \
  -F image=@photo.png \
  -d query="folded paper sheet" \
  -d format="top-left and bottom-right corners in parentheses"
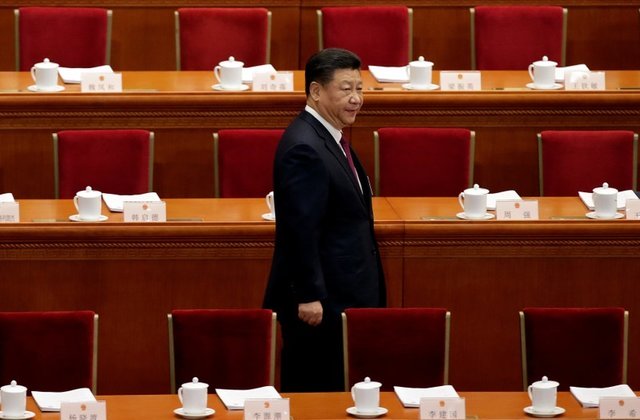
top-left (215, 386), bottom-right (282, 410)
top-left (394, 385), bottom-right (459, 408)
top-left (369, 65), bottom-right (410, 83)
top-left (102, 192), bottom-right (161, 212)
top-left (32, 388), bottom-right (96, 412)
top-left (570, 384), bottom-right (635, 408)
top-left (58, 66), bottom-right (114, 84)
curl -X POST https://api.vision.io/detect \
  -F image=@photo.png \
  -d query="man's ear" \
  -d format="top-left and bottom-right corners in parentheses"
top-left (309, 81), bottom-right (321, 102)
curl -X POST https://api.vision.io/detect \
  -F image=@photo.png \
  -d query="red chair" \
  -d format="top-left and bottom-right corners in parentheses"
top-left (318, 6), bottom-right (413, 68)
top-left (520, 308), bottom-right (628, 390)
top-left (15, 7), bottom-right (112, 71)
top-left (374, 128), bottom-right (475, 196)
top-left (0, 311), bottom-right (98, 393)
top-left (168, 309), bottom-right (276, 393)
top-left (471, 6), bottom-right (567, 70)
top-left (538, 130), bottom-right (638, 196)
top-left (175, 8), bottom-right (271, 70)
top-left (213, 129), bottom-right (282, 198)
top-left (53, 130), bottom-right (154, 199)
top-left (342, 308), bottom-right (450, 391)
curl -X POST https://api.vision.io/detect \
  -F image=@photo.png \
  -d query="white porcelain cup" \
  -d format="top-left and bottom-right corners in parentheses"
top-left (458, 184), bottom-right (489, 219)
top-left (351, 377), bottom-right (381, 414)
top-left (1, 380), bottom-right (27, 418)
top-left (593, 182), bottom-right (618, 218)
top-left (528, 376), bottom-right (559, 413)
top-left (178, 377), bottom-right (208, 415)
top-left (408, 56), bottom-right (433, 88)
top-left (73, 186), bottom-right (102, 221)
top-left (30, 58), bottom-right (59, 90)
top-left (266, 191), bottom-right (275, 217)
top-left (528, 56), bottom-right (557, 89)
top-left (214, 56), bottom-right (244, 89)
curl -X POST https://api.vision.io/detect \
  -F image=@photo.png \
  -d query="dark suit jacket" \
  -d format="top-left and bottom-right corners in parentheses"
top-left (263, 110), bottom-right (386, 320)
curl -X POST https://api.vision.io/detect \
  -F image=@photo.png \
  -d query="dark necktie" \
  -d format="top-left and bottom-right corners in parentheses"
top-left (339, 136), bottom-right (360, 184)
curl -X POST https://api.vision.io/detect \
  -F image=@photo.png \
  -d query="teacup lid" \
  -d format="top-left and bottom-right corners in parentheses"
top-left (354, 377), bottom-right (382, 389)
top-left (533, 56), bottom-right (557, 67)
top-left (1, 380), bottom-right (27, 393)
top-left (76, 186), bottom-right (101, 198)
top-left (531, 376), bottom-right (559, 389)
top-left (219, 56), bottom-right (244, 68)
top-left (182, 377), bottom-right (209, 389)
top-left (593, 182), bottom-right (618, 195)
top-left (410, 56), bottom-right (433, 67)
top-left (464, 184), bottom-right (489, 195)
top-left (35, 58), bottom-right (58, 69)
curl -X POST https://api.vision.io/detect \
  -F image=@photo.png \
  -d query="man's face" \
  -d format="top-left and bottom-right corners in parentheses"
top-left (309, 68), bottom-right (363, 130)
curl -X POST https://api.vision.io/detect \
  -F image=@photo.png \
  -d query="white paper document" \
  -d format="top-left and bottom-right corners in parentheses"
top-left (215, 385), bottom-right (282, 410)
top-left (242, 64), bottom-right (277, 83)
top-left (0, 193), bottom-right (15, 202)
top-left (394, 385), bottom-right (459, 408)
top-left (487, 190), bottom-right (522, 210)
top-left (570, 384), bottom-right (635, 408)
top-left (102, 192), bottom-right (161, 212)
top-left (32, 387), bottom-right (96, 412)
top-left (555, 64), bottom-right (590, 82)
top-left (578, 190), bottom-right (638, 210)
top-left (369, 65), bottom-right (409, 83)
top-left (58, 65), bottom-right (114, 84)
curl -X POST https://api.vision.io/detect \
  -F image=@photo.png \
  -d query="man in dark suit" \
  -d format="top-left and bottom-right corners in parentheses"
top-left (263, 48), bottom-right (386, 392)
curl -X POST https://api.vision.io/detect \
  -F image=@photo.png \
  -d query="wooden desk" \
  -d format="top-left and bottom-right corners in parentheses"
top-left (1, 71), bottom-right (640, 199)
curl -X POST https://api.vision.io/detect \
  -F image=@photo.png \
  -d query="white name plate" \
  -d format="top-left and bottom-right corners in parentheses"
top-left (253, 72), bottom-right (294, 91)
top-left (61, 400), bottom-right (107, 420)
top-left (495, 200), bottom-right (539, 220)
top-left (420, 397), bottom-right (465, 420)
top-left (244, 398), bottom-right (290, 420)
top-left (564, 71), bottom-right (605, 91)
top-left (81, 73), bottom-right (122, 93)
top-left (440, 71), bottom-right (481, 91)
top-left (599, 396), bottom-right (640, 419)
top-left (626, 199), bottom-right (640, 220)
top-left (123, 201), bottom-right (166, 222)
top-left (0, 202), bottom-right (19, 223)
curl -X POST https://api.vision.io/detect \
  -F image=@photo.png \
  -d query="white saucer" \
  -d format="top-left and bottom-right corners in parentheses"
top-left (173, 408), bottom-right (215, 419)
top-left (456, 212), bottom-right (495, 220)
top-left (262, 212), bottom-right (275, 221)
top-left (27, 84), bottom-right (65, 92)
top-left (346, 407), bottom-right (388, 418)
top-left (526, 82), bottom-right (563, 90)
top-left (69, 214), bottom-right (109, 222)
top-left (523, 406), bottom-right (565, 418)
top-left (0, 411), bottom-right (36, 419)
top-left (586, 211), bottom-right (624, 220)
top-left (212, 84), bottom-right (250, 91)
top-left (402, 83), bottom-right (439, 91)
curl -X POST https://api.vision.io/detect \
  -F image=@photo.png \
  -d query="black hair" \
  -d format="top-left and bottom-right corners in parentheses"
top-left (304, 48), bottom-right (361, 96)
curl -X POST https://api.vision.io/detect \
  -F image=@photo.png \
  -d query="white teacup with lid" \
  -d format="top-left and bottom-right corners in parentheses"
top-left (408, 56), bottom-right (433, 88)
top-left (73, 186), bottom-right (103, 221)
top-left (458, 184), bottom-right (489, 219)
top-left (351, 377), bottom-right (381, 414)
top-left (214, 56), bottom-right (244, 89)
top-left (30, 58), bottom-right (60, 91)
top-left (528, 56), bottom-right (557, 89)
top-left (1, 380), bottom-right (27, 418)
top-left (178, 377), bottom-right (208, 415)
top-left (593, 182), bottom-right (618, 219)
top-left (528, 376), bottom-right (559, 414)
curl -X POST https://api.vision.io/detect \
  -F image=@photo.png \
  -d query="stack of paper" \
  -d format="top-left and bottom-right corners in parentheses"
top-left (369, 65), bottom-right (409, 83)
top-left (58, 66), bottom-right (114, 84)
top-left (242, 64), bottom-right (277, 83)
top-left (394, 385), bottom-right (459, 408)
top-left (578, 190), bottom-right (638, 210)
top-left (0, 193), bottom-right (15, 202)
top-left (487, 190), bottom-right (522, 210)
top-left (32, 388), bottom-right (96, 412)
top-left (102, 192), bottom-right (161, 212)
top-left (215, 386), bottom-right (282, 410)
top-left (570, 384), bottom-right (635, 408)
top-left (555, 65), bottom-right (590, 82)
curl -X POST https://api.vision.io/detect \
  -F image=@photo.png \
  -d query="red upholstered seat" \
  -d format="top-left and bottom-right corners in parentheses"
top-left (214, 129), bottom-right (282, 198)
top-left (471, 6), bottom-right (566, 70)
top-left (375, 128), bottom-right (475, 196)
top-left (0, 311), bottom-right (98, 392)
top-left (16, 7), bottom-right (111, 71)
top-left (54, 130), bottom-right (154, 199)
top-left (342, 308), bottom-right (450, 391)
top-left (318, 6), bottom-right (412, 68)
top-left (176, 8), bottom-right (271, 70)
top-left (538, 130), bottom-right (638, 196)
top-left (520, 308), bottom-right (628, 390)
top-left (168, 309), bottom-right (276, 393)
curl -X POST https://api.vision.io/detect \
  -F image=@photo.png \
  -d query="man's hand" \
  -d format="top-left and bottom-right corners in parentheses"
top-left (298, 301), bottom-right (323, 326)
